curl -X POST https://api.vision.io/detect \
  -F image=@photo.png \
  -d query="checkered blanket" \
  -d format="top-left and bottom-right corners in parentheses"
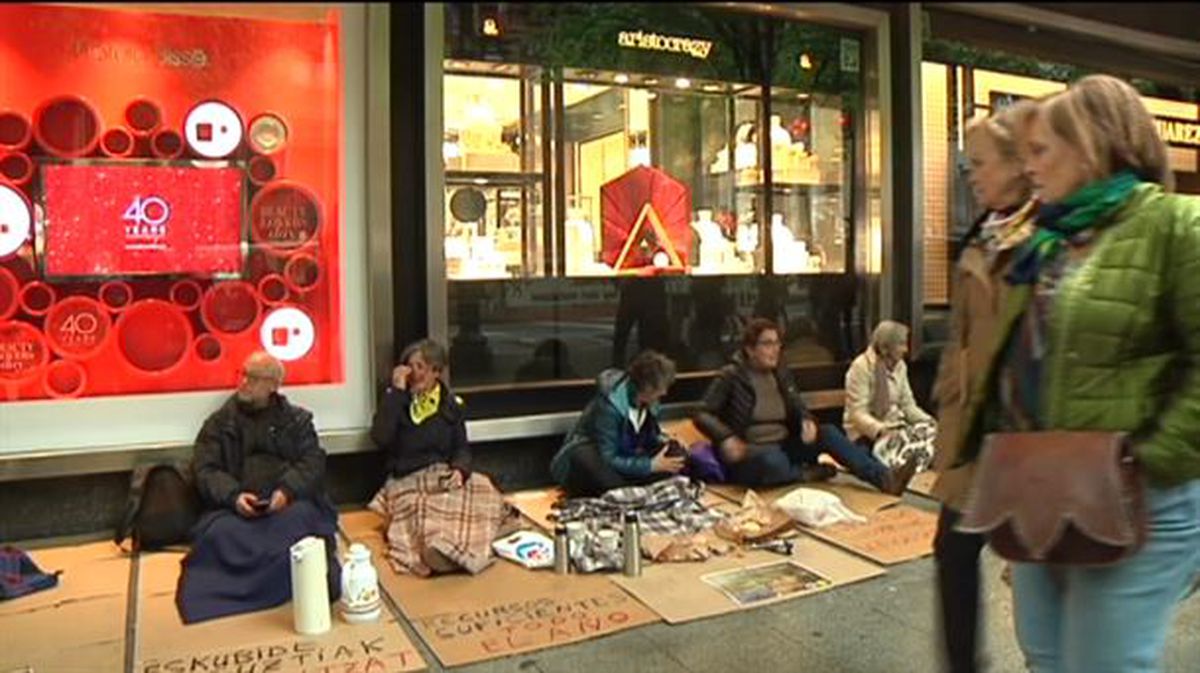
top-left (554, 476), bottom-right (727, 536)
top-left (0, 546), bottom-right (60, 600)
top-left (369, 464), bottom-right (513, 577)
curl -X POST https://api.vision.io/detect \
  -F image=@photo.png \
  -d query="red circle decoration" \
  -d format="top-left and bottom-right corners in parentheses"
top-left (250, 181), bottom-right (321, 253)
top-left (283, 253), bottom-right (321, 294)
top-left (116, 299), bottom-right (192, 374)
top-left (0, 152), bottom-right (33, 185)
top-left (248, 154), bottom-right (276, 185)
top-left (124, 98), bottom-right (162, 136)
top-left (44, 358), bottom-right (87, 398)
top-left (169, 279), bottom-right (203, 311)
top-left (201, 281), bottom-right (261, 335)
top-left (99, 280), bottom-right (133, 312)
top-left (0, 110), bottom-right (32, 151)
top-left (33, 95), bottom-right (101, 158)
top-left (257, 273), bottom-right (289, 305)
top-left (150, 129), bottom-right (184, 159)
top-left (0, 267), bottom-right (18, 320)
top-left (45, 296), bottom-right (111, 359)
top-left (19, 281), bottom-right (55, 316)
top-left (0, 321), bottom-right (49, 382)
top-left (100, 127), bottom-right (135, 157)
top-left (194, 334), bottom-right (223, 363)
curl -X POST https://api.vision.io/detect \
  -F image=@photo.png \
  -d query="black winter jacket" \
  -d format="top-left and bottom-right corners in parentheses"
top-left (370, 381), bottom-right (470, 479)
top-left (192, 394), bottom-right (326, 510)
top-left (693, 355), bottom-right (813, 445)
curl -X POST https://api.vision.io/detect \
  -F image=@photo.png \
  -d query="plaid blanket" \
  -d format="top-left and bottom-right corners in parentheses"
top-left (0, 546), bottom-right (60, 600)
top-left (554, 476), bottom-right (726, 536)
top-left (369, 464), bottom-right (513, 577)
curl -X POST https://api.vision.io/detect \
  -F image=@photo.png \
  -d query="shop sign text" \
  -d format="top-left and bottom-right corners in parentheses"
top-left (617, 30), bottom-right (712, 60)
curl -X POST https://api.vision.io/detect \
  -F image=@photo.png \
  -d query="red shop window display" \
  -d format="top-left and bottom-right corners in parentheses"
top-left (0, 3), bottom-right (344, 401)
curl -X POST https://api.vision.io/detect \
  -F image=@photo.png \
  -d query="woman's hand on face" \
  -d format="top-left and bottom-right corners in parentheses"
top-left (392, 364), bottom-right (412, 390)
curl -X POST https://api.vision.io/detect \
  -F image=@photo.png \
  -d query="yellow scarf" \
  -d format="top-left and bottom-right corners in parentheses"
top-left (409, 384), bottom-right (441, 425)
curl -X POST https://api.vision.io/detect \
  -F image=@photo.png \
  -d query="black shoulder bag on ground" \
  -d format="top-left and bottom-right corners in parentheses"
top-left (115, 461), bottom-right (201, 551)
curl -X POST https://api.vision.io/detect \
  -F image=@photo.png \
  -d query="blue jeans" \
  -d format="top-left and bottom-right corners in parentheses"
top-left (1012, 480), bottom-right (1200, 673)
top-left (725, 423), bottom-right (889, 488)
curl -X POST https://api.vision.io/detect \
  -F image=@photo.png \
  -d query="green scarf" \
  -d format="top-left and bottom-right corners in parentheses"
top-left (1010, 170), bottom-right (1141, 284)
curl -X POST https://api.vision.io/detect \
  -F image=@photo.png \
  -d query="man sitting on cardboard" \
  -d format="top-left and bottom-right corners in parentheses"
top-left (176, 351), bottom-right (340, 624)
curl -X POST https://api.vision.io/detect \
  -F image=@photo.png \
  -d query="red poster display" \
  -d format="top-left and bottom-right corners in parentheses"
top-left (0, 4), bottom-right (343, 401)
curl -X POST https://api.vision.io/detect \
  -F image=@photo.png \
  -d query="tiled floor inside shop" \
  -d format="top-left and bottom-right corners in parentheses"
top-left (5, 487), bottom-right (1198, 673)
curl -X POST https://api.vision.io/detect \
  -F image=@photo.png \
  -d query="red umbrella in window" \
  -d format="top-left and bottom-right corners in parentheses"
top-left (600, 165), bottom-right (693, 273)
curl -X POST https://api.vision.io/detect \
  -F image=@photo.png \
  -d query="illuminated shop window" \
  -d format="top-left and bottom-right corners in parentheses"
top-left (0, 3), bottom-right (343, 400)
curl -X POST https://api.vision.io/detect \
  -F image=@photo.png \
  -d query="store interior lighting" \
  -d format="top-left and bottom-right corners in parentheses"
top-left (674, 77), bottom-right (691, 89)
top-left (800, 53), bottom-right (813, 70)
top-left (614, 73), bottom-right (630, 84)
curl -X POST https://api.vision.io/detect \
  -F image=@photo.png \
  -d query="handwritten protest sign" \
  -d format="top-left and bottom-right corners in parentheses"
top-left (341, 510), bottom-right (659, 667)
top-left (804, 504), bottom-right (938, 565)
top-left (135, 551), bottom-right (425, 673)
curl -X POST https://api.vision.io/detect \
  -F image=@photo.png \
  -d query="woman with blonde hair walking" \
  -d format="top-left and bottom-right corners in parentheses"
top-left (956, 74), bottom-right (1200, 672)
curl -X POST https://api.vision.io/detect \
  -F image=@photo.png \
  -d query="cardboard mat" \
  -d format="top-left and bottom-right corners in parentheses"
top-left (709, 473), bottom-right (901, 517)
top-left (0, 541), bottom-right (130, 673)
top-left (803, 504), bottom-right (939, 566)
top-left (134, 550), bottom-right (426, 673)
top-left (341, 510), bottom-right (660, 668)
top-left (609, 536), bottom-right (885, 624)
top-left (908, 470), bottom-right (939, 498)
top-left (506, 486), bottom-right (735, 532)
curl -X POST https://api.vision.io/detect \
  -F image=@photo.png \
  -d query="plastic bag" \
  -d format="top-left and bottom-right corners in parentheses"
top-left (775, 487), bottom-right (867, 528)
top-left (492, 530), bottom-right (555, 569)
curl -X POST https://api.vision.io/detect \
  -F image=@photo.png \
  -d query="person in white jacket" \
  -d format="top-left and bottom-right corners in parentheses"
top-left (844, 320), bottom-right (937, 471)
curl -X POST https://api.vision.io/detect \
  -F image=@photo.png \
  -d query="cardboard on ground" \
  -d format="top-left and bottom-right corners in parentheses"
top-left (133, 550), bottom-right (426, 673)
top-left (609, 535), bottom-right (884, 624)
top-left (0, 541), bottom-right (130, 673)
top-left (340, 510), bottom-right (659, 668)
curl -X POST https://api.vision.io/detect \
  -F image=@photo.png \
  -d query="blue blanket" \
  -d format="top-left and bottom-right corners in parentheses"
top-left (175, 500), bottom-right (341, 624)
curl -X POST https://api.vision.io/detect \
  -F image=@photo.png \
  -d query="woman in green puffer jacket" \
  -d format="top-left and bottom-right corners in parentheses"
top-left (956, 75), bottom-right (1200, 672)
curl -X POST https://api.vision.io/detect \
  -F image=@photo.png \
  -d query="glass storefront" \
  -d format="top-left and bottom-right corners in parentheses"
top-left (919, 37), bottom-right (1200, 307)
top-left (440, 3), bottom-right (874, 401)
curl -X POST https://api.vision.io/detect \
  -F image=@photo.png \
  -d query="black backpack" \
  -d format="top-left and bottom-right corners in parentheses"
top-left (115, 461), bottom-right (201, 551)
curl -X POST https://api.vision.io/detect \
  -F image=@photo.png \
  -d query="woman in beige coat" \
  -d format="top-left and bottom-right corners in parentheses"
top-left (929, 100), bottom-right (1037, 673)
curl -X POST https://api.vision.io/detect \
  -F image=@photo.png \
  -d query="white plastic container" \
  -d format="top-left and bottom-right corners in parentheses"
top-left (290, 536), bottom-right (331, 635)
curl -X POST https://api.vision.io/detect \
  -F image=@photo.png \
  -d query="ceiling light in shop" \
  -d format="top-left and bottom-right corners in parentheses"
top-left (797, 93), bottom-right (810, 100)
top-left (647, 92), bottom-right (658, 100)
top-left (614, 73), bottom-right (630, 84)
top-left (473, 178), bottom-right (488, 185)
top-left (644, 77), bottom-right (659, 86)
top-left (702, 84), bottom-right (721, 92)
top-left (800, 53), bottom-right (813, 70)
top-left (675, 78), bottom-right (691, 89)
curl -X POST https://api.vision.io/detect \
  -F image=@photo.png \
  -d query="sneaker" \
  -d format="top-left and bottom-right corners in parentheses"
top-left (880, 455), bottom-right (919, 496)
top-left (800, 464), bottom-right (837, 483)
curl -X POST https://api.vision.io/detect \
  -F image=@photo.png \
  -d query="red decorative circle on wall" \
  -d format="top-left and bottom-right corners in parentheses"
top-left (124, 98), bottom-right (162, 136)
top-left (250, 181), bottom-right (321, 253)
top-left (283, 253), bottom-right (321, 294)
top-left (19, 281), bottom-right (55, 316)
top-left (98, 280), bottom-right (133, 312)
top-left (100, 127), bottom-right (135, 157)
top-left (248, 154), bottom-right (276, 185)
top-left (0, 110), bottom-right (32, 151)
top-left (44, 358), bottom-right (87, 398)
top-left (45, 296), bottom-right (111, 359)
top-left (151, 129), bottom-right (184, 159)
top-left (0, 267), bottom-right (17, 320)
top-left (0, 321), bottom-right (48, 382)
top-left (0, 152), bottom-right (32, 185)
top-left (33, 95), bottom-right (101, 158)
top-left (116, 299), bottom-right (192, 373)
top-left (194, 333), bottom-right (223, 363)
top-left (170, 279), bottom-right (203, 311)
top-left (257, 273), bottom-right (289, 306)
top-left (201, 281), bottom-right (260, 335)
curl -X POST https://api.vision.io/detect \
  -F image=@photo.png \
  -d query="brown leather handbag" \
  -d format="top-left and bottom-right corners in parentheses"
top-left (955, 431), bottom-right (1148, 565)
